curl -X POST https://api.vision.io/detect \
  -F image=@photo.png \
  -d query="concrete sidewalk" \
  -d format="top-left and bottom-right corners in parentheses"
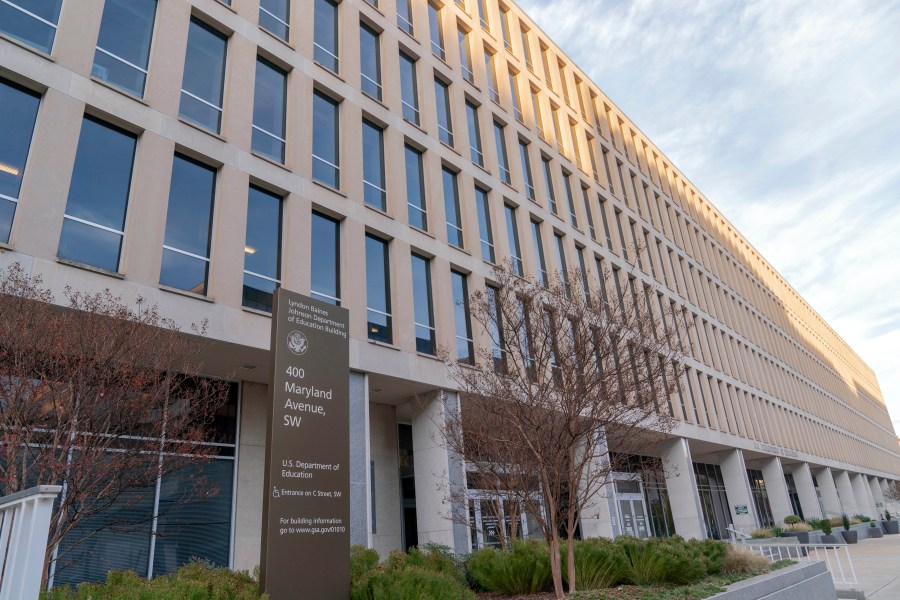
top-left (834, 534), bottom-right (900, 599)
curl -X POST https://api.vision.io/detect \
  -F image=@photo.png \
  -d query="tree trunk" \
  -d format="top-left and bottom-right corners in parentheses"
top-left (549, 536), bottom-right (565, 599)
top-left (566, 533), bottom-right (576, 593)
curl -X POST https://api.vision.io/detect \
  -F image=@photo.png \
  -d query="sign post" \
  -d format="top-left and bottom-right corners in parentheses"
top-left (260, 289), bottom-right (350, 599)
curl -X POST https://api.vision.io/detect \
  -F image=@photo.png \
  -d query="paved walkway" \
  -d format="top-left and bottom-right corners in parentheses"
top-left (834, 534), bottom-right (900, 598)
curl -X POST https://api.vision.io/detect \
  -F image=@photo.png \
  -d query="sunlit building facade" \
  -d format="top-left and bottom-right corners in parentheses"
top-left (1, 0), bottom-right (898, 585)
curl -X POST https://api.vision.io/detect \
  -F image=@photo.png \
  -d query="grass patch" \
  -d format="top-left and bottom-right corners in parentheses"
top-left (565, 572), bottom-right (762, 599)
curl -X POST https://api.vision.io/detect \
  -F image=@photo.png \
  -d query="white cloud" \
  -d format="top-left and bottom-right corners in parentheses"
top-left (519, 0), bottom-right (900, 431)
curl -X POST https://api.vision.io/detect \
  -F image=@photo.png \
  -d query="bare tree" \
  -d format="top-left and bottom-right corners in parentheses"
top-left (440, 263), bottom-right (686, 598)
top-left (0, 263), bottom-right (231, 586)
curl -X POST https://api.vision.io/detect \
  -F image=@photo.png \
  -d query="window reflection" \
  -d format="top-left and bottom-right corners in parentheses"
top-left (0, 78), bottom-right (40, 244)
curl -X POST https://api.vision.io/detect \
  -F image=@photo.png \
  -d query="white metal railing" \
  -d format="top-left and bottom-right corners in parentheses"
top-left (0, 485), bottom-right (62, 600)
top-left (726, 524), bottom-right (751, 542)
top-left (739, 542), bottom-right (858, 587)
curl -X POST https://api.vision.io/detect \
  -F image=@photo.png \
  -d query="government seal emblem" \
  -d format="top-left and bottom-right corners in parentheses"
top-left (287, 330), bottom-right (308, 355)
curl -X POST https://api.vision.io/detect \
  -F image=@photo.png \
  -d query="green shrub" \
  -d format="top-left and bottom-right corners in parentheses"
top-left (750, 528), bottom-right (775, 539)
top-left (353, 566), bottom-right (475, 600)
top-left (686, 538), bottom-right (728, 576)
top-left (852, 514), bottom-right (872, 523)
top-left (466, 539), bottom-right (552, 594)
top-left (820, 519), bottom-right (833, 535)
top-left (615, 536), bottom-right (706, 586)
top-left (561, 538), bottom-right (626, 589)
top-left (387, 544), bottom-right (467, 585)
top-left (783, 515), bottom-right (802, 526)
top-left (885, 510), bottom-right (893, 521)
top-left (771, 526), bottom-right (784, 536)
top-left (42, 561), bottom-right (264, 600)
top-left (351, 545), bottom-right (381, 588)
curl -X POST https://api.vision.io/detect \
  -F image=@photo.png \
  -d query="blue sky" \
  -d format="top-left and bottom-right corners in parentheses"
top-left (516, 0), bottom-right (900, 432)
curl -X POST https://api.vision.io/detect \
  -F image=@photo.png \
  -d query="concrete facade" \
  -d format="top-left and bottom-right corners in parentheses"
top-left (1, 0), bottom-right (899, 581)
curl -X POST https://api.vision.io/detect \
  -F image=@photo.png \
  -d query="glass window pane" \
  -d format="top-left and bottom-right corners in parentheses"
top-left (152, 461), bottom-right (234, 575)
top-left (465, 101), bottom-right (482, 165)
top-left (519, 142), bottom-right (534, 200)
top-left (399, 52), bottom-right (419, 124)
top-left (314, 0), bottom-right (339, 71)
top-left (475, 187), bottom-right (494, 262)
top-left (180, 19), bottom-right (227, 133)
top-left (494, 122), bottom-right (509, 184)
top-left (0, 0), bottom-right (63, 53)
top-left (0, 78), bottom-right (40, 242)
top-left (58, 117), bottom-right (136, 271)
top-left (442, 167), bottom-right (462, 247)
top-left (160, 155), bottom-right (216, 294)
top-left (252, 58), bottom-right (287, 162)
top-left (365, 234), bottom-right (391, 343)
top-left (451, 270), bottom-right (473, 363)
top-left (360, 23), bottom-right (381, 100)
top-left (397, 0), bottom-right (413, 33)
top-left (428, 3), bottom-right (444, 59)
top-left (411, 254), bottom-right (434, 354)
top-left (311, 212), bottom-right (340, 304)
top-left (92, 0), bottom-right (157, 96)
top-left (243, 185), bottom-right (282, 311)
top-left (260, 0), bottom-right (290, 40)
top-left (362, 120), bottom-right (385, 210)
top-left (313, 91), bottom-right (340, 188)
top-left (505, 205), bottom-right (522, 275)
top-left (434, 79), bottom-right (453, 145)
top-left (405, 145), bottom-right (427, 230)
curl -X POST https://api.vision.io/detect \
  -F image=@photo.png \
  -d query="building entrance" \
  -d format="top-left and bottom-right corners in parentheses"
top-left (613, 477), bottom-right (651, 539)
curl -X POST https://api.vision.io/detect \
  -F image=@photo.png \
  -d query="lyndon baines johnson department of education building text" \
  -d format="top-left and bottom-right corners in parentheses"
top-left (1, 0), bottom-right (898, 587)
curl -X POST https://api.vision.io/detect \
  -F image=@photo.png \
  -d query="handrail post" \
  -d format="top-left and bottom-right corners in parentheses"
top-left (0, 485), bottom-right (62, 600)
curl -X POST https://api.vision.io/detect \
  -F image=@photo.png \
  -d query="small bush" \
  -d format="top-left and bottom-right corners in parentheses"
top-left (616, 536), bottom-right (707, 586)
top-left (686, 538), bottom-right (728, 576)
top-left (750, 528), bottom-right (775, 539)
top-left (820, 519), bottom-right (833, 535)
top-left (771, 526), bottom-right (784, 537)
top-left (354, 566), bottom-right (475, 600)
top-left (885, 510), bottom-right (893, 521)
top-left (786, 521), bottom-right (812, 532)
top-left (852, 514), bottom-right (872, 523)
top-left (351, 545), bottom-right (381, 588)
top-left (562, 538), bottom-right (626, 589)
top-left (783, 515), bottom-right (802, 526)
top-left (722, 546), bottom-right (769, 576)
top-left (43, 561), bottom-right (264, 600)
top-left (842, 514), bottom-right (851, 530)
top-left (466, 539), bottom-right (552, 594)
top-left (770, 559), bottom-right (797, 571)
top-left (388, 544), bottom-right (467, 585)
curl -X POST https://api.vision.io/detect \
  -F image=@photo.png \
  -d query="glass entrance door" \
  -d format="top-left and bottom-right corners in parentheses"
top-left (614, 477), bottom-right (651, 539)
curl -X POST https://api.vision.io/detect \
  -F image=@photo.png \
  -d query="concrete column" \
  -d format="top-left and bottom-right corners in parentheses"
top-left (868, 476), bottom-right (886, 519)
top-left (719, 448), bottom-right (758, 532)
top-left (851, 473), bottom-right (876, 519)
top-left (579, 431), bottom-right (615, 539)
top-left (411, 391), bottom-right (469, 552)
top-left (660, 437), bottom-right (704, 539)
top-left (813, 467), bottom-right (843, 518)
top-left (833, 470), bottom-right (859, 517)
top-left (349, 372), bottom-right (372, 547)
top-left (233, 382), bottom-right (268, 572)
top-left (370, 403), bottom-right (402, 557)
top-left (787, 463), bottom-right (824, 521)
top-left (759, 457), bottom-right (793, 526)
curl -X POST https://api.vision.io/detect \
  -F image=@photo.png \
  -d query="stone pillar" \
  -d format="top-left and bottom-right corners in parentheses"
top-left (851, 473), bottom-right (876, 519)
top-left (813, 467), bottom-right (843, 518)
top-left (411, 391), bottom-right (469, 552)
top-left (868, 476), bottom-right (886, 519)
top-left (759, 457), bottom-right (793, 526)
top-left (579, 431), bottom-right (615, 539)
top-left (349, 372), bottom-right (372, 547)
top-left (370, 403), bottom-right (403, 557)
top-left (833, 470), bottom-right (859, 517)
top-left (719, 449), bottom-right (758, 532)
top-left (787, 463), bottom-right (824, 521)
top-left (660, 438), bottom-right (704, 539)
top-left (233, 382), bottom-right (268, 572)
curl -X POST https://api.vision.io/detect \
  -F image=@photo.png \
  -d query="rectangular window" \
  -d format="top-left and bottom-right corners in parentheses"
top-left (0, 0), bottom-right (62, 53)
top-left (477, 0), bottom-right (489, 29)
top-left (411, 253), bottom-right (436, 354)
top-left (313, 0), bottom-right (339, 71)
top-left (531, 220), bottom-right (547, 286)
top-left (252, 57), bottom-right (287, 162)
top-left (160, 154), bottom-right (216, 295)
top-left (362, 119), bottom-right (385, 210)
top-left (180, 18), bottom-right (227, 133)
top-left (555, 233), bottom-right (570, 296)
top-left (399, 52), bottom-right (420, 124)
top-left (360, 23), bottom-right (382, 100)
top-left (540, 45), bottom-right (553, 89)
top-left (499, 8), bottom-right (511, 50)
top-left (504, 204), bottom-right (523, 276)
top-left (437, 167), bottom-right (462, 247)
top-left (587, 137), bottom-right (600, 181)
top-left (542, 157), bottom-right (557, 214)
top-left (92, 0), bottom-right (157, 96)
top-left (577, 247), bottom-right (590, 301)
top-left (405, 145), bottom-right (427, 229)
top-left (465, 101), bottom-right (484, 166)
top-left (260, 0), bottom-right (290, 41)
top-left (311, 212), bottom-right (341, 305)
top-left (486, 284), bottom-right (505, 371)
top-left (366, 234), bottom-right (392, 343)
top-left (518, 141), bottom-right (535, 200)
top-left (582, 186), bottom-right (596, 239)
top-left (563, 172), bottom-right (577, 228)
top-left (475, 186), bottom-right (494, 262)
top-left (312, 91), bottom-right (340, 188)
top-left (397, 0), bottom-right (413, 34)
top-left (614, 208), bottom-right (629, 261)
top-left (531, 88), bottom-right (544, 138)
top-left (243, 186), bottom-right (282, 312)
top-left (551, 106), bottom-right (564, 153)
top-left (428, 3), bottom-right (444, 59)
top-left (493, 121), bottom-right (510, 184)
top-left (58, 117), bottom-right (136, 273)
top-left (458, 27), bottom-right (473, 83)
top-left (508, 70), bottom-right (522, 121)
top-left (434, 78), bottom-right (454, 146)
top-left (520, 25), bottom-right (533, 70)
top-left (485, 50), bottom-right (499, 103)
top-left (451, 270), bottom-right (474, 363)
top-left (0, 78), bottom-right (40, 244)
